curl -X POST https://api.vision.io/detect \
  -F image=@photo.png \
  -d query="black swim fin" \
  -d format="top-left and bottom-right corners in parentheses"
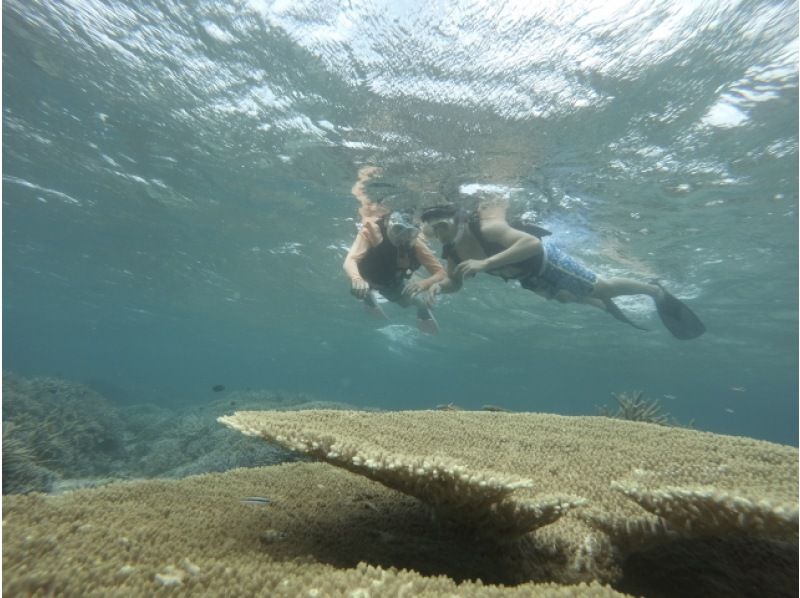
top-left (651, 282), bottom-right (706, 340)
top-left (603, 299), bottom-right (649, 331)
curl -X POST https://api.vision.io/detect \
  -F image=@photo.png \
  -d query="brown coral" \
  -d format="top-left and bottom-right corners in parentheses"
top-left (219, 409), bottom-right (798, 592)
top-left (4, 409), bottom-right (797, 596)
top-left (3, 463), bottom-right (627, 597)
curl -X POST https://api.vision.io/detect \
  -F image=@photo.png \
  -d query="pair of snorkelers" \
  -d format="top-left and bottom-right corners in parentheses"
top-left (343, 168), bottom-right (705, 340)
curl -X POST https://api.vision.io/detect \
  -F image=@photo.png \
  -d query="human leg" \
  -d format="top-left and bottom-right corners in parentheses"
top-left (590, 277), bottom-right (661, 301)
top-left (529, 241), bottom-right (654, 331)
top-left (538, 238), bottom-right (704, 338)
top-left (593, 277), bottom-right (705, 339)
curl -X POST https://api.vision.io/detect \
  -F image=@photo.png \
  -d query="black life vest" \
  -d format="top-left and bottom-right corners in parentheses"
top-left (357, 217), bottom-right (421, 288)
top-left (442, 212), bottom-right (545, 281)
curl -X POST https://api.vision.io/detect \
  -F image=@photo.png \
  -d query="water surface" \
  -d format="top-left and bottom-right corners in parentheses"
top-left (3, 0), bottom-right (797, 443)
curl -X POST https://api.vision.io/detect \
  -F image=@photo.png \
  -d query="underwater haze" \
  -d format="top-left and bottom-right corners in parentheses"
top-left (3, 0), bottom-right (798, 444)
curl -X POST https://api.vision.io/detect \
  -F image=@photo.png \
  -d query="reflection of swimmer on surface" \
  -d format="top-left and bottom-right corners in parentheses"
top-left (420, 191), bottom-right (706, 340)
top-left (343, 166), bottom-right (446, 334)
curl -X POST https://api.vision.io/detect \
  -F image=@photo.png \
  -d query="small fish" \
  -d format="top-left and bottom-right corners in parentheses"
top-left (730, 386), bottom-right (746, 393)
top-left (240, 496), bottom-right (271, 506)
top-left (724, 408), bottom-right (735, 414)
top-left (212, 384), bottom-right (225, 392)
top-left (662, 394), bottom-right (677, 400)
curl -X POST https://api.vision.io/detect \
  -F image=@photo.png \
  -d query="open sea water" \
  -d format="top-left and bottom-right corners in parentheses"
top-left (3, 0), bottom-right (798, 444)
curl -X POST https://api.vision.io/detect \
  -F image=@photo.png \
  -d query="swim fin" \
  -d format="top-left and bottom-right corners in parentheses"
top-left (603, 299), bottom-right (649, 331)
top-left (364, 291), bottom-right (389, 320)
top-left (651, 281), bottom-right (706, 340)
top-left (413, 297), bottom-right (439, 334)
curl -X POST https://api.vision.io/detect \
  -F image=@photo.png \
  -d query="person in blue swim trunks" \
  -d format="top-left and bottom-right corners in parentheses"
top-left (420, 198), bottom-right (705, 339)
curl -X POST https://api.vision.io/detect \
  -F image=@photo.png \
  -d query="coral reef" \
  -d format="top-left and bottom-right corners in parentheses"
top-left (126, 389), bottom-right (360, 479)
top-left (3, 464), bottom-right (627, 597)
top-left (4, 374), bottom-right (795, 595)
top-left (219, 410), bottom-right (798, 595)
top-left (112, 401), bottom-right (280, 478)
top-left (2, 373), bottom-right (126, 492)
top-left (2, 422), bottom-right (56, 494)
top-left (2, 373), bottom-right (357, 495)
top-left (4, 408), bottom-right (796, 595)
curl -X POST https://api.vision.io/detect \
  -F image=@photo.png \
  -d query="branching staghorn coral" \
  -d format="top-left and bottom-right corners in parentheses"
top-left (597, 391), bottom-right (678, 426)
top-left (2, 421), bottom-right (56, 494)
top-left (2, 372), bottom-right (126, 479)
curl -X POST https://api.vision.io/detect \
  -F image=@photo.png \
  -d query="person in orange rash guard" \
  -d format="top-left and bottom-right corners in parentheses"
top-left (343, 166), bottom-right (446, 333)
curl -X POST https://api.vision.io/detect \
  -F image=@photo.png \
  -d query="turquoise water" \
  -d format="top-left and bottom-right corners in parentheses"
top-left (3, 1), bottom-right (797, 444)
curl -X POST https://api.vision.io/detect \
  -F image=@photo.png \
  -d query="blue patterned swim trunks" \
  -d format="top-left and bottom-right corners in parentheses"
top-left (521, 238), bottom-right (598, 298)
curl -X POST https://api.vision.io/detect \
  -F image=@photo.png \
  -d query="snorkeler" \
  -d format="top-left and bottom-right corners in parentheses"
top-left (420, 195), bottom-right (705, 340)
top-left (343, 166), bottom-right (447, 333)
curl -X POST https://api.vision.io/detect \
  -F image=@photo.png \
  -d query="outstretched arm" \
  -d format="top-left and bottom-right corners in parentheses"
top-left (453, 219), bottom-right (541, 278)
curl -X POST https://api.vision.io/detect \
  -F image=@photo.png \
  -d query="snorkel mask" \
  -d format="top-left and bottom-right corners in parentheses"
top-left (420, 204), bottom-right (466, 244)
top-left (386, 212), bottom-right (420, 246)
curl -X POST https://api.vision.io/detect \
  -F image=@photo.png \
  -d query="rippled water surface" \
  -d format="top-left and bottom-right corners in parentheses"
top-left (3, 0), bottom-right (798, 443)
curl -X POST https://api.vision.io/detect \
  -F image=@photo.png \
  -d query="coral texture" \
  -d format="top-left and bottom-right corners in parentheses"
top-left (5, 409), bottom-right (796, 596)
top-left (220, 409), bottom-right (798, 590)
top-left (3, 463), bottom-right (626, 597)
top-left (2, 373), bottom-right (354, 493)
top-left (2, 373), bottom-right (125, 492)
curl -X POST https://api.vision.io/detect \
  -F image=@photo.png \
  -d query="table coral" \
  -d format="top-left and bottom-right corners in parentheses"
top-left (220, 409), bottom-right (798, 593)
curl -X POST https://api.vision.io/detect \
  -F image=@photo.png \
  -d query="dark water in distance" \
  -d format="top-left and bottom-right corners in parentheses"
top-left (3, 1), bottom-right (798, 444)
